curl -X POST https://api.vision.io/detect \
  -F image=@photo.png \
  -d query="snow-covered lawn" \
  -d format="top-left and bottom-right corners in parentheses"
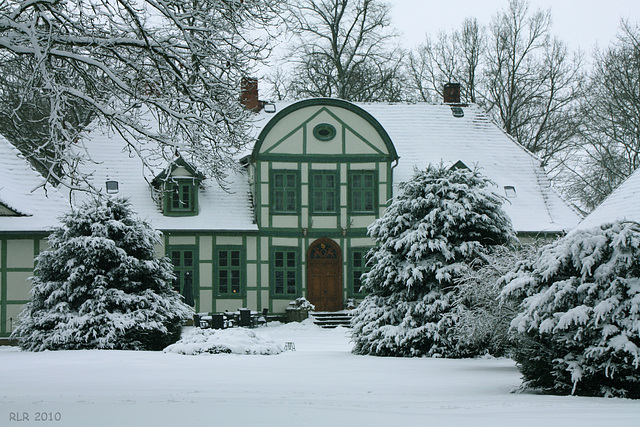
top-left (1, 320), bottom-right (638, 427)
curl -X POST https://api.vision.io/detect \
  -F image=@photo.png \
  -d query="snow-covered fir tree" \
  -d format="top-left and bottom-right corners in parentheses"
top-left (351, 164), bottom-right (516, 357)
top-left (501, 221), bottom-right (640, 398)
top-left (13, 197), bottom-right (192, 351)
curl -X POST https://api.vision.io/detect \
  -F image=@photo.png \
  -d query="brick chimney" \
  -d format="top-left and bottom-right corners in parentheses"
top-left (241, 77), bottom-right (261, 112)
top-left (443, 82), bottom-right (461, 104)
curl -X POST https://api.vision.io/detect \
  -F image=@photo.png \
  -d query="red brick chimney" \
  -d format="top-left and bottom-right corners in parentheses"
top-left (241, 77), bottom-right (261, 112)
top-left (443, 82), bottom-right (461, 104)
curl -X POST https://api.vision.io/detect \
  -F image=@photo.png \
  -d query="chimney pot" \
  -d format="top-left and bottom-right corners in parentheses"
top-left (443, 82), bottom-right (461, 104)
top-left (241, 77), bottom-right (261, 112)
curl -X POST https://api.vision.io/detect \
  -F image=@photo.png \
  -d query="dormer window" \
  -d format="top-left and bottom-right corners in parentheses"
top-left (105, 180), bottom-right (119, 194)
top-left (451, 106), bottom-right (464, 118)
top-left (152, 154), bottom-right (203, 217)
top-left (169, 179), bottom-right (197, 214)
top-left (450, 160), bottom-right (469, 171)
top-left (504, 185), bottom-right (517, 198)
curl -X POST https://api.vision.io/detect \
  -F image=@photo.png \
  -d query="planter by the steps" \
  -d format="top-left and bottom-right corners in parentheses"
top-left (285, 307), bottom-right (309, 323)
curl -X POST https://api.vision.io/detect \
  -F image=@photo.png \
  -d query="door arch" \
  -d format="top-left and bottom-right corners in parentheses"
top-left (306, 238), bottom-right (343, 312)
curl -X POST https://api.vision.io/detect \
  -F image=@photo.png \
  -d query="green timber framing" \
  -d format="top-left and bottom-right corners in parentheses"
top-left (0, 98), bottom-right (402, 337)
top-left (246, 98), bottom-right (398, 312)
top-left (0, 97), bottom-right (577, 338)
top-left (160, 231), bottom-right (377, 315)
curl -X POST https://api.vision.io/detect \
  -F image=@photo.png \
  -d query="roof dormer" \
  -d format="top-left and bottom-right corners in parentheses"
top-left (152, 154), bottom-right (204, 217)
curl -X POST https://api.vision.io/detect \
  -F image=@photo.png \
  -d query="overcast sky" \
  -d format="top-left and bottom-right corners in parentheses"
top-left (387, 0), bottom-right (640, 52)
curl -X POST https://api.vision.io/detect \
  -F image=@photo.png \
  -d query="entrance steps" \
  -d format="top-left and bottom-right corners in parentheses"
top-left (310, 311), bottom-right (353, 328)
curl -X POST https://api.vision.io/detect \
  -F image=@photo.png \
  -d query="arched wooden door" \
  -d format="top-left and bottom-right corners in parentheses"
top-left (306, 238), bottom-right (343, 312)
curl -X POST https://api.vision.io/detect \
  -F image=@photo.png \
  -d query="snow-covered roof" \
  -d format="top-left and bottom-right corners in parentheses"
top-left (1, 99), bottom-right (580, 235)
top-left (0, 135), bottom-right (69, 231)
top-left (250, 100), bottom-right (581, 234)
top-left (71, 125), bottom-right (257, 232)
top-left (361, 103), bottom-right (581, 233)
top-left (577, 168), bottom-right (640, 230)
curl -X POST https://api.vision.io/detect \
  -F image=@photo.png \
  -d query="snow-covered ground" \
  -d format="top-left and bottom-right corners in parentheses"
top-left (1, 320), bottom-right (639, 427)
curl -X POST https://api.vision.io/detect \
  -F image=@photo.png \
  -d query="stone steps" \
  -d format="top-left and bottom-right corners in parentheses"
top-left (311, 311), bottom-right (353, 328)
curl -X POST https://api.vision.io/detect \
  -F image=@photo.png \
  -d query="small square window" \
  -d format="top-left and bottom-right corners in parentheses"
top-left (105, 180), bottom-right (119, 194)
top-left (451, 106), bottom-right (464, 118)
top-left (504, 186), bottom-right (517, 198)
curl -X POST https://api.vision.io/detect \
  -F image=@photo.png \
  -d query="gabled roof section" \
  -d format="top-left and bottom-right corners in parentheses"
top-left (577, 168), bottom-right (640, 229)
top-left (450, 160), bottom-right (470, 171)
top-left (252, 98), bottom-right (399, 161)
top-left (0, 201), bottom-right (21, 216)
top-left (151, 153), bottom-right (204, 186)
top-left (0, 135), bottom-right (68, 230)
top-left (69, 123), bottom-right (257, 232)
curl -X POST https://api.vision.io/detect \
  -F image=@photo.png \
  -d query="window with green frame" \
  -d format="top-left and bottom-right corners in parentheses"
top-left (165, 179), bottom-right (198, 216)
top-left (215, 247), bottom-right (244, 297)
top-left (310, 170), bottom-right (338, 214)
top-left (350, 248), bottom-right (371, 297)
top-left (271, 248), bottom-right (300, 297)
top-left (271, 170), bottom-right (299, 214)
top-left (170, 247), bottom-right (197, 306)
top-left (349, 171), bottom-right (376, 213)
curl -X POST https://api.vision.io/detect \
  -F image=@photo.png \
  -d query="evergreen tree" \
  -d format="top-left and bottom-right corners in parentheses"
top-left (14, 197), bottom-right (192, 351)
top-left (351, 164), bottom-right (515, 357)
top-left (501, 221), bottom-right (640, 398)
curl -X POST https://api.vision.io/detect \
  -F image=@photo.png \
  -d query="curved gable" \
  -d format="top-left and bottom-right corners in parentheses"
top-left (253, 98), bottom-right (398, 161)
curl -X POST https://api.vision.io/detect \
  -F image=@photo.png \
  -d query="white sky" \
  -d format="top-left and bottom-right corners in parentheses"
top-left (387, 0), bottom-right (640, 53)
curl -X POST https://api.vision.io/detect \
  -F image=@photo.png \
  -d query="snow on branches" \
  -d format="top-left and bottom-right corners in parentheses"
top-left (13, 197), bottom-right (192, 351)
top-left (0, 0), bottom-right (283, 188)
top-left (352, 164), bottom-right (516, 357)
top-left (501, 221), bottom-right (640, 398)
top-left (361, 164), bottom-right (515, 296)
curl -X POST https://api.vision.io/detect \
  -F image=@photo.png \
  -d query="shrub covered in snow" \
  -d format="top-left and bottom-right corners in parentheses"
top-left (164, 328), bottom-right (283, 355)
top-left (13, 197), bottom-right (192, 351)
top-left (501, 221), bottom-right (640, 398)
top-left (351, 164), bottom-right (515, 357)
top-left (451, 244), bottom-right (541, 357)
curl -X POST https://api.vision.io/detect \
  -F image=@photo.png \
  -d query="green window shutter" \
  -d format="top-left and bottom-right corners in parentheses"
top-left (216, 247), bottom-right (245, 297)
top-left (169, 246), bottom-right (197, 306)
top-left (310, 171), bottom-right (338, 214)
top-left (349, 171), bottom-right (377, 214)
top-left (271, 248), bottom-right (300, 297)
top-left (271, 170), bottom-right (299, 214)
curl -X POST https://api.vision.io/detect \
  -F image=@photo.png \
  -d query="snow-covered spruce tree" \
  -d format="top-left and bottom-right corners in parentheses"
top-left (351, 164), bottom-right (516, 357)
top-left (501, 221), bottom-right (640, 398)
top-left (14, 197), bottom-right (192, 351)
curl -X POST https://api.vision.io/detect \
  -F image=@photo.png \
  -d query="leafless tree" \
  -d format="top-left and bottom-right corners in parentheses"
top-left (407, 1), bottom-right (582, 167)
top-left (483, 0), bottom-right (582, 165)
top-left (0, 0), bottom-right (283, 190)
top-left (559, 21), bottom-right (640, 210)
top-left (0, 55), bottom-right (94, 184)
top-left (407, 18), bottom-right (484, 103)
top-left (270, 0), bottom-right (405, 102)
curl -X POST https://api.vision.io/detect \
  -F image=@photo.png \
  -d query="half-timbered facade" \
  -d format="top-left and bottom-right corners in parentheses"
top-left (0, 96), bottom-right (582, 338)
